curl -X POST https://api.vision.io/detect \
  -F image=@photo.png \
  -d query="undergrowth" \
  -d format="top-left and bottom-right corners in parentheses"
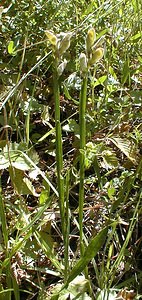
top-left (0, 0), bottom-right (142, 299)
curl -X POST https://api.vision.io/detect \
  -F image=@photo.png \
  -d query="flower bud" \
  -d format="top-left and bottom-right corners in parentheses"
top-left (86, 28), bottom-right (96, 53)
top-left (57, 59), bottom-right (67, 76)
top-left (79, 53), bottom-right (87, 74)
top-left (89, 47), bottom-right (104, 65)
top-left (45, 30), bottom-right (57, 46)
top-left (58, 32), bottom-right (72, 56)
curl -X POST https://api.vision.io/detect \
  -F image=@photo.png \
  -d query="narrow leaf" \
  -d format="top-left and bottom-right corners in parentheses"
top-left (66, 226), bottom-right (108, 286)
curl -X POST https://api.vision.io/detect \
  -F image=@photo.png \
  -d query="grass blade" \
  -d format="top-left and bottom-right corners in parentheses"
top-left (65, 226), bottom-right (108, 286)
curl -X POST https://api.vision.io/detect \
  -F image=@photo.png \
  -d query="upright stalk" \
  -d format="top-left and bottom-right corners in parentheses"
top-left (53, 55), bottom-right (65, 239)
top-left (64, 170), bottom-right (70, 280)
top-left (45, 30), bottom-right (72, 280)
top-left (78, 27), bottom-right (104, 257)
top-left (79, 75), bottom-right (87, 256)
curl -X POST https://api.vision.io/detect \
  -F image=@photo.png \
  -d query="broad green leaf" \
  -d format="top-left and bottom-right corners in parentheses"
top-left (58, 291), bottom-right (91, 300)
top-left (109, 137), bottom-right (137, 163)
top-left (0, 154), bottom-right (9, 169)
top-left (23, 177), bottom-right (39, 196)
top-left (45, 30), bottom-right (57, 46)
top-left (101, 149), bottom-right (118, 169)
top-left (12, 156), bottom-right (33, 170)
top-left (0, 142), bottom-right (39, 171)
top-left (67, 276), bottom-right (91, 299)
top-left (66, 226), bottom-right (108, 286)
top-left (9, 167), bottom-right (38, 196)
top-left (51, 276), bottom-right (91, 300)
top-left (96, 289), bottom-right (116, 300)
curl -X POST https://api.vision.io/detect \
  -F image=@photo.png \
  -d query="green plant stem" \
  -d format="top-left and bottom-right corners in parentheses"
top-left (79, 75), bottom-right (87, 256)
top-left (53, 55), bottom-right (65, 240)
top-left (0, 179), bottom-right (8, 253)
top-left (64, 170), bottom-right (70, 280)
top-left (91, 67), bottom-right (96, 109)
top-left (0, 179), bottom-right (11, 300)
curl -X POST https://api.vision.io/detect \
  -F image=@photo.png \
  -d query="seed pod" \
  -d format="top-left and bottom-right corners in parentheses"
top-left (89, 47), bottom-right (104, 65)
top-left (79, 53), bottom-right (88, 74)
top-left (58, 32), bottom-right (72, 56)
top-left (45, 30), bottom-right (57, 46)
top-left (86, 28), bottom-right (96, 53)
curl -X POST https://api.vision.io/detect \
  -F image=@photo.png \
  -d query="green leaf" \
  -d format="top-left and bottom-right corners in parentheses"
top-left (93, 75), bottom-right (107, 87)
top-left (62, 119), bottom-right (79, 135)
top-left (34, 231), bottom-right (62, 273)
top-left (130, 32), bottom-right (141, 42)
top-left (96, 289), bottom-right (116, 300)
top-left (0, 154), bottom-right (9, 169)
top-left (8, 41), bottom-right (16, 55)
top-left (45, 30), bottom-right (57, 46)
top-left (121, 58), bottom-right (130, 85)
top-left (101, 149), bottom-right (118, 170)
top-left (66, 226), bottom-right (108, 286)
top-left (51, 276), bottom-right (91, 300)
top-left (109, 137), bottom-right (137, 163)
top-left (9, 167), bottom-right (38, 196)
top-left (0, 142), bottom-right (39, 171)
top-left (39, 231), bottom-right (54, 251)
top-left (63, 82), bottom-right (79, 105)
top-left (39, 189), bottom-right (50, 205)
top-left (63, 82), bottom-right (72, 100)
top-left (109, 66), bottom-right (117, 80)
top-left (108, 186), bottom-right (116, 199)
